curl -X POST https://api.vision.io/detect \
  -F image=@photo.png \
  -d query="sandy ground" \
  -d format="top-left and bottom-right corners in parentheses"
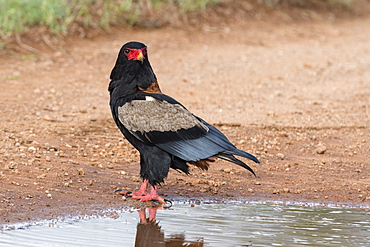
top-left (0, 16), bottom-right (370, 224)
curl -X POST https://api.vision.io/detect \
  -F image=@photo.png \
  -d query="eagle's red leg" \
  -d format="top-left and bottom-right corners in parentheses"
top-left (118, 179), bottom-right (149, 196)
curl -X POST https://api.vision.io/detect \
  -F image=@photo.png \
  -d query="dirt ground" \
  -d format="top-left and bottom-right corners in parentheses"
top-left (1, 15), bottom-right (370, 225)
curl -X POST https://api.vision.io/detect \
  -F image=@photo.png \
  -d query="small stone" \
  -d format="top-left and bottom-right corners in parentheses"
top-left (64, 180), bottom-right (73, 187)
top-left (276, 153), bottom-right (285, 159)
top-left (315, 144), bottom-right (327, 154)
top-left (77, 168), bottom-right (85, 176)
top-left (223, 168), bottom-right (232, 173)
top-left (255, 181), bottom-right (261, 185)
top-left (279, 131), bottom-right (288, 137)
top-left (272, 190), bottom-right (280, 194)
top-left (283, 188), bottom-right (290, 193)
top-left (237, 139), bottom-right (246, 145)
top-left (7, 162), bottom-right (17, 169)
top-left (45, 156), bottom-right (51, 162)
top-left (37, 174), bottom-right (46, 179)
top-left (247, 188), bottom-right (254, 193)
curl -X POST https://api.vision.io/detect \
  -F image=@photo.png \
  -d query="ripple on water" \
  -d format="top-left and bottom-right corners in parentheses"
top-left (1, 202), bottom-right (369, 247)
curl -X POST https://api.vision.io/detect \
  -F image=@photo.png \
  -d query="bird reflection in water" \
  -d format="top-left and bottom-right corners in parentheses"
top-left (134, 206), bottom-right (204, 247)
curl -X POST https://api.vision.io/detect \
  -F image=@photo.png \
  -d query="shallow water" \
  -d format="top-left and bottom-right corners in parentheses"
top-left (1, 202), bottom-right (370, 247)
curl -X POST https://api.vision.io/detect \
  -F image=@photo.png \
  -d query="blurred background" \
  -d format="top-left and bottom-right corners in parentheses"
top-left (1, 0), bottom-right (370, 52)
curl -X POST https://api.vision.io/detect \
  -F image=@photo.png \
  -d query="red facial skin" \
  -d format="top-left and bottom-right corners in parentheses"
top-left (124, 47), bottom-right (147, 61)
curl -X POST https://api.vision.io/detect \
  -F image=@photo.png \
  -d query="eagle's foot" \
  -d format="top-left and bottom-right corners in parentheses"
top-left (116, 179), bottom-right (150, 197)
top-left (116, 190), bottom-right (147, 197)
top-left (115, 179), bottom-right (169, 205)
top-left (132, 194), bottom-right (166, 204)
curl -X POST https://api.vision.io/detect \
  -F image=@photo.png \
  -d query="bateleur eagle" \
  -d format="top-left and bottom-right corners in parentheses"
top-left (109, 41), bottom-right (260, 203)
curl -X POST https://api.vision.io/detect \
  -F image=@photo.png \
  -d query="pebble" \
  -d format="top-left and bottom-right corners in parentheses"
top-left (64, 180), bottom-right (73, 187)
top-left (283, 188), bottom-right (290, 193)
top-left (276, 153), bottom-right (285, 159)
top-left (222, 168), bottom-right (232, 173)
top-left (7, 162), bottom-right (17, 169)
top-left (37, 174), bottom-right (46, 179)
top-left (77, 168), bottom-right (85, 176)
top-left (43, 115), bottom-right (52, 121)
top-left (315, 144), bottom-right (327, 154)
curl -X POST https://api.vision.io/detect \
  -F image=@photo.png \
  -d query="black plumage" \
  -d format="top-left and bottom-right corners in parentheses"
top-left (109, 41), bottom-right (260, 202)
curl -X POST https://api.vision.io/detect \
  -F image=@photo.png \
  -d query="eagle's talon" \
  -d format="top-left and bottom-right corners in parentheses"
top-left (116, 190), bottom-right (133, 196)
top-left (162, 199), bottom-right (173, 208)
